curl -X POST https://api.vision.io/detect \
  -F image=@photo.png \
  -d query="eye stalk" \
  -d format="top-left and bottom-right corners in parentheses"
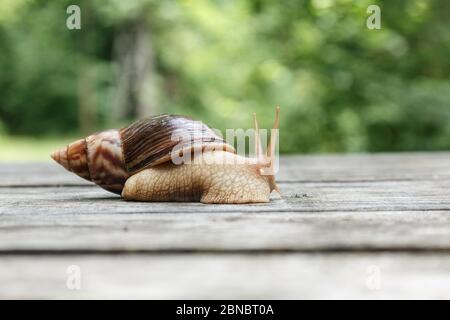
top-left (253, 106), bottom-right (281, 194)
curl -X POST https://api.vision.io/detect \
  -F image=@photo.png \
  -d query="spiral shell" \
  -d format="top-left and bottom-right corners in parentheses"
top-left (51, 114), bottom-right (235, 194)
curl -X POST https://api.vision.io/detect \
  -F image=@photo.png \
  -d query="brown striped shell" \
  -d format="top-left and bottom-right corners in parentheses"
top-left (51, 114), bottom-right (235, 194)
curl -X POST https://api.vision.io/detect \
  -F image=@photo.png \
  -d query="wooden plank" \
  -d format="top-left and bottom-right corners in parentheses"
top-left (0, 154), bottom-right (449, 251)
top-left (282, 152), bottom-right (450, 182)
top-left (1, 253), bottom-right (449, 299)
top-left (1, 152), bottom-right (450, 187)
top-left (1, 209), bottom-right (450, 252)
top-left (0, 162), bottom-right (90, 187)
top-left (1, 179), bottom-right (450, 214)
top-left (1, 176), bottom-right (449, 251)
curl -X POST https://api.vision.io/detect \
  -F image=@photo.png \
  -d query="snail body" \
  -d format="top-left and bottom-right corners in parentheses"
top-left (51, 108), bottom-right (280, 204)
top-left (122, 150), bottom-right (277, 203)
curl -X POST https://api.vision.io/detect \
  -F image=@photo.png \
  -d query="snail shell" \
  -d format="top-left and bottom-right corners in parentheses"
top-left (51, 114), bottom-right (235, 194)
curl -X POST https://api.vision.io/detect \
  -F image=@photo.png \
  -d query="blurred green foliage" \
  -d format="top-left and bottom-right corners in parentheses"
top-left (0, 0), bottom-right (449, 155)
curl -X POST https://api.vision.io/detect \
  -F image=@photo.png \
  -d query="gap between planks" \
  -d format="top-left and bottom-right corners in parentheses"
top-left (2, 247), bottom-right (450, 256)
top-left (2, 177), bottom-right (450, 188)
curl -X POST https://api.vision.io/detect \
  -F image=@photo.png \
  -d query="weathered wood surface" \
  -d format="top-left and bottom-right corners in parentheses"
top-left (2, 152), bottom-right (450, 186)
top-left (1, 152), bottom-right (450, 299)
top-left (1, 253), bottom-right (450, 299)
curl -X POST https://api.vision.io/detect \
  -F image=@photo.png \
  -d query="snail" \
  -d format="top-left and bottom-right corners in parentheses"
top-left (51, 107), bottom-right (280, 203)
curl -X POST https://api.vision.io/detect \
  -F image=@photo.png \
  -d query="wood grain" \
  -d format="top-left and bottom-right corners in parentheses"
top-left (1, 253), bottom-right (449, 299)
top-left (0, 208), bottom-right (450, 252)
top-left (1, 152), bottom-right (450, 187)
top-left (1, 153), bottom-right (449, 299)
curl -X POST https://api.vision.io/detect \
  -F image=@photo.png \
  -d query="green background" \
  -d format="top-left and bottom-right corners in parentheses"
top-left (0, 0), bottom-right (449, 160)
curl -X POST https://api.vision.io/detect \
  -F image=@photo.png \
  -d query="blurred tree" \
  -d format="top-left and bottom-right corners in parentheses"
top-left (114, 18), bottom-right (157, 120)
